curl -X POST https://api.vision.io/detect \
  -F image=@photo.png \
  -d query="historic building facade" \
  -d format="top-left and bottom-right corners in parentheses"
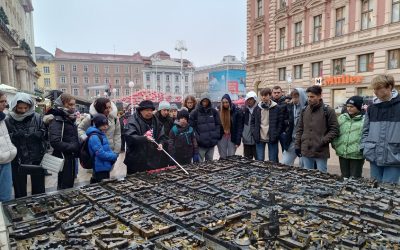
top-left (194, 55), bottom-right (246, 98)
top-left (35, 47), bottom-right (57, 91)
top-left (247, 0), bottom-right (400, 109)
top-left (0, 0), bottom-right (39, 92)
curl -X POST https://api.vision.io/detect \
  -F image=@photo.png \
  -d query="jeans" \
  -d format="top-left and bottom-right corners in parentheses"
top-left (243, 144), bottom-right (257, 160)
top-left (217, 135), bottom-right (236, 159)
top-left (370, 162), bottom-right (400, 184)
top-left (282, 142), bottom-right (303, 167)
top-left (0, 163), bottom-right (13, 202)
top-left (302, 157), bottom-right (328, 173)
top-left (199, 147), bottom-right (215, 162)
top-left (256, 142), bottom-right (279, 162)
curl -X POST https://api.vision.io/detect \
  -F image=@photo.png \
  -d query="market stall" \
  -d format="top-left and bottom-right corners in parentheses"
top-left (1, 156), bottom-right (399, 249)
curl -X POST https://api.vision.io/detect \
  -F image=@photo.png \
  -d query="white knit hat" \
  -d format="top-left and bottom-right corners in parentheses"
top-left (158, 101), bottom-right (171, 111)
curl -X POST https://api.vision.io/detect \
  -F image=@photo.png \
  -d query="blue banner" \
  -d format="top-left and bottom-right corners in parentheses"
top-left (208, 69), bottom-right (246, 101)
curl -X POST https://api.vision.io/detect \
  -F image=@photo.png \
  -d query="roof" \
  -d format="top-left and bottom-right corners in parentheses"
top-left (35, 47), bottom-right (54, 61)
top-left (54, 48), bottom-right (143, 63)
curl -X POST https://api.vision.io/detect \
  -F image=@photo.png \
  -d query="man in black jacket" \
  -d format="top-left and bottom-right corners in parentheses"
top-left (6, 93), bottom-right (47, 198)
top-left (189, 93), bottom-right (221, 161)
top-left (272, 86), bottom-right (289, 153)
top-left (124, 100), bottom-right (165, 174)
top-left (252, 88), bottom-right (284, 162)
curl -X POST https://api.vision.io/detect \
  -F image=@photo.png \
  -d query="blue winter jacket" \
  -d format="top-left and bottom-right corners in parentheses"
top-left (86, 126), bottom-right (118, 172)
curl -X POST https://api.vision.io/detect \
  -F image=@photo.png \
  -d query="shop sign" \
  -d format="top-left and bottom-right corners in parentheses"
top-left (323, 75), bottom-right (363, 86)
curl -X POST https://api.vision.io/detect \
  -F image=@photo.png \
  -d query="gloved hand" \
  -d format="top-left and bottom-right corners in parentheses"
top-left (295, 148), bottom-right (302, 157)
top-left (193, 154), bottom-right (200, 163)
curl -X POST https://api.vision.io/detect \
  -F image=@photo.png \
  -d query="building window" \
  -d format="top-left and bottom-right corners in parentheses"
top-left (83, 65), bottom-right (88, 72)
top-left (157, 74), bottom-right (161, 82)
top-left (257, 0), bottom-right (263, 18)
top-left (311, 62), bottom-right (323, 77)
top-left (105, 77), bottom-right (109, 84)
top-left (358, 53), bottom-right (374, 72)
top-left (116, 88), bottom-right (120, 97)
top-left (73, 76), bottom-right (78, 84)
top-left (279, 28), bottom-right (285, 50)
top-left (294, 65), bottom-right (302, 79)
top-left (294, 22), bottom-right (302, 47)
top-left (61, 88), bottom-right (66, 93)
top-left (72, 65), bottom-right (77, 72)
top-left (166, 85), bottom-right (171, 92)
top-left (336, 7), bottom-right (345, 36)
top-left (136, 67), bottom-right (139, 73)
top-left (175, 75), bottom-right (179, 82)
top-left (146, 85), bottom-right (150, 90)
top-left (279, 0), bottom-right (287, 9)
top-left (332, 89), bottom-right (347, 113)
top-left (115, 66), bottom-right (119, 73)
top-left (95, 77), bottom-right (99, 84)
top-left (333, 58), bottom-right (346, 75)
top-left (278, 67), bottom-right (286, 81)
top-left (60, 64), bottom-right (65, 72)
top-left (175, 86), bottom-right (180, 94)
top-left (84, 76), bottom-right (89, 84)
top-left (393, 0), bottom-right (400, 22)
top-left (313, 15), bottom-right (322, 42)
top-left (388, 49), bottom-right (400, 69)
top-left (43, 66), bottom-right (50, 74)
top-left (185, 86), bottom-right (189, 93)
top-left (95, 90), bottom-right (100, 96)
top-left (361, 0), bottom-right (373, 30)
top-left (256, 34), bottom-right (262, 55)
top-left (115, 79), bottom-right (120, 85)
top-left (44, 78), bottom-right (50, 86)
top-left (146, 73), bottom-right (150, 82)
top-left (125, 88), bottom-right (130, 96)
top-left (125, 66), bottom-right (129, 74)
top-left (105, 66), bottom-right (109, 74)
top-left (185, 75), bottom-right (189, 82)
top-left (94, 65), bottom-right (99, 73)
top-left (125, 78), bottom-right (129, 84)
top-left (73, 88), bottom-right (78, 96)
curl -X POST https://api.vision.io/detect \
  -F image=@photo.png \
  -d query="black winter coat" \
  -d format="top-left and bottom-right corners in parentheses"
top-left (251, 103), bottom-right (284, 144)
top-left (189, 104), bottom-right (221, 148)
top-left (284, 103), bottom-right (296, 148)
top-left (168, 124), bottom-right (199, 163)
top-left (6, 113), bottom-right (47, 165)
top-left (155, 111), bottom-right (174, 168)
top-left (124, 112), bottom-right (166, 174)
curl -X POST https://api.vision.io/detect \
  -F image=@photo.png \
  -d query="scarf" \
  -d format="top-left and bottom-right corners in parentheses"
top-left (8, 93), bottom-right (35, 122)
top-left (54, 96), bottom-right (77, 122)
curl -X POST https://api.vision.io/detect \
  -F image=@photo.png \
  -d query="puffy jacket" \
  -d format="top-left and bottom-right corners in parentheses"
top-left (218, 94), bottom-right (244, 146)
top-left (0, 114), bottom-right (17, 164)
top-left (295, 101), bottom-right (339, 158)
top-left (251, 101), bottom-right (284, 143)
top-left (6, 113), bottom-right (47, 164)
top-left (168, 123), bottom-right (199, 162)
top-left (361, 90), bottom-right (400, 167)
top-left (189, 98), bottom-right (221, 148)
top-left (124, 112), bottom-right (166, 174)
top-left (332, 113), bottom-right (364, 159)
top-left (86, 126), bottom-right (118, 172)
top-left (78, 102), bottom-right (121, 153)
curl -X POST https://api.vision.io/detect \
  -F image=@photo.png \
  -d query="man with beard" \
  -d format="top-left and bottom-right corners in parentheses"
top-left (124, 100), bottom-right (165, 174)
top-left (6, 93), bottom-right (47, 198)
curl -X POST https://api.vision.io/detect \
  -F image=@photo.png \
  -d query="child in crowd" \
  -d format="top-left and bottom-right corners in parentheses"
top-left (168, 110), bottom-right (199, 165)
top-left (86, 114), bottom-right (118, 183)
top-left (169, 103), bottom-right (178, 120)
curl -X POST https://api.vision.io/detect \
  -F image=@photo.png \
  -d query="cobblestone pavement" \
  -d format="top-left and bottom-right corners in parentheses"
top-left (34, 144), bottom-right (370, 195)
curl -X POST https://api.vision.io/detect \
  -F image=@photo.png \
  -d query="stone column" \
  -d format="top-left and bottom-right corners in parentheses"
top-left (0, 54), bottom-right (10, 84)
top-left (8, 57), bottom-right (14, 87)
top-left (19, 69), bottom-right (28, 91)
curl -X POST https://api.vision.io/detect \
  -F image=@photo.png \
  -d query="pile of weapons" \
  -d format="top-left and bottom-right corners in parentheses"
top-left (3, 156), bottom-right (400, 249)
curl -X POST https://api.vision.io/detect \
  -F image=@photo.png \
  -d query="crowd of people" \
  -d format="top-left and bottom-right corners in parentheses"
top-left (0, 73), bottom-right (399, 202)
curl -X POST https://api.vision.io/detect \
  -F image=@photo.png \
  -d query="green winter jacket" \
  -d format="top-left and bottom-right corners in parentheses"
top-left (332, 113), bottom-right (364, 159)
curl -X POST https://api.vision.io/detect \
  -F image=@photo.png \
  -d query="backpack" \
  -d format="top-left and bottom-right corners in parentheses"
top-left (171, 126), bottom-right (194, 145)
top-left (79, 132), bottom-right (103, 169)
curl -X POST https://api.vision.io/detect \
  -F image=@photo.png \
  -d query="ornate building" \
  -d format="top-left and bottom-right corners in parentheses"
top-left (0, 0), bottom-right (39, 92)
top-left (35, 47), bottom-right (57, 91)
top-left (247, 0), bottom-right (400, 109)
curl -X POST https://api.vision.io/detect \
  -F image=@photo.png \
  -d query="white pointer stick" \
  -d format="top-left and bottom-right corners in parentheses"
top-left (149, 138), bottom-right (189, 175)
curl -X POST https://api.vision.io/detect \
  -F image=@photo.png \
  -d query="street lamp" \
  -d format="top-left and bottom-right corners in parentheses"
top-left (175, 40), bottom-right (187, 101)
top-left (129, 81), bottom-right (135, 115)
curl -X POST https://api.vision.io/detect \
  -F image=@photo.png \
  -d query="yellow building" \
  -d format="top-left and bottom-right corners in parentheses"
top-left (35, 47), bottom-right (57, 91)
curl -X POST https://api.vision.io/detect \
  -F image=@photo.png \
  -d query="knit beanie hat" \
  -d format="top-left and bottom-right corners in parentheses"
top-left (170, 103), bottom-right (178, 110)
top-left (92, 114), bottom-right (108, 128)
top-left (177, 109), bottom-right (189, 121)
top-left (138, 100), bottom-right (155, 111)
top-left (346, 96), bottom-right (363, 111)
top-left (158, 101), bottom-right (170, 111)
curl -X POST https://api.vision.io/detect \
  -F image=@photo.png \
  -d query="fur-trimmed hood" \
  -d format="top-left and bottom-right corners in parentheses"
top-left (89, 101), bottom-right (118, 118)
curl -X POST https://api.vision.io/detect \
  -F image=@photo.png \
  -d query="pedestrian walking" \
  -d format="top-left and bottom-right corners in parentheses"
top-left (0, 91), bottom-right (17, 202)
top-left (217, 94), bottom-right (243, 159)
top-left (295, 85), bottom-right (339, 173)
top-left (189, 93), bottom-right (221, 161)
top-left (6, 93), bottom-right (47, 198)
top-left (45, 94), bottom-right (80, 189)
top-left (169, 110), bottom-right (199, 165)
top-left (242, 91), bottom-right (258, 160)
top-left (361, 74), bottom-right (400, 184)
top-left (253, 88), bottom-right (284, 162)
top-left (333, 96), bottom-right (365, 178)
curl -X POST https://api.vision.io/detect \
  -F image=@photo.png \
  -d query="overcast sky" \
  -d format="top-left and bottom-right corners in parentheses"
top-left (33, 0), bottom-right (247, 67)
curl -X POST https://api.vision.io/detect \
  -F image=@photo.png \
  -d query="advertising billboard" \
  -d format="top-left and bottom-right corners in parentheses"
top-left (208, 69), bottom-right (246, 101)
